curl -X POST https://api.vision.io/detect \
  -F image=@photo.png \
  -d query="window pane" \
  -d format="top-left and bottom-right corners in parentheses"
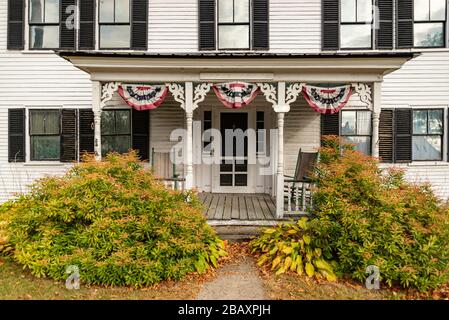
top-left (115, 110), bottom-right (131, 134)
top-left (45, 0), bottom-right (60, 23)
top-left (430, 0), bottom-right (446, 20)
top-left (341, 111), bottom-right (357, 135)
top-left (428, 109), bottom-right (443, 134)
top-left (31, 136), bottom-right (60, 160)
top-left (102, 136), bottom-right (131, 155)
top-left (341, 0), bottom-right (356, 22)
top-left (100, 25), bottom-right (131, 48)
top-left (100, 0), bottom-right (114, 22)
top-left (218, 25), bottom-right (250, 49)
top-left (235, 174), bottom-right (247, 186)
top-left (356, 111), bottom-right (371, 135)
top-left (357, 0), bottom-right (373, 22)
top-left (413, 110), bottom-right (428, 134)
top-left (340, 24), bottom-right (372, 48)
top-left (30, 110), bottom-right (59, 134)
top-left (101, 111), bottom-right (115, 134)
top-left (234, 0), bottom-right (249, 23)
top-left (30, 25), bottom-right (60, 49)
top-left (346, 136), bottom-right (371, 154)
top-left (30, 0), bottom-right (44, 23)
top-left (115, 0), bottom-right (130, 23)
top-left (412, 136), bottom-right (442, 160)
top-left (219, 0), bottom-right (234, 22)
top-left (414, 0), bottom-right (430, 20)
top-left (414, 22), bottom-right (444, 47)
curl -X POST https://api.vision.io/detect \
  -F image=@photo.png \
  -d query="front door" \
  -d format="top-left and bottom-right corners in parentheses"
top-left (212, 112), bottom-right (255, 193)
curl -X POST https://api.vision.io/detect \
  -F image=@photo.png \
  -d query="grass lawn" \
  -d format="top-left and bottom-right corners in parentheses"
top-left (0, 256), bottom-right (206, 300)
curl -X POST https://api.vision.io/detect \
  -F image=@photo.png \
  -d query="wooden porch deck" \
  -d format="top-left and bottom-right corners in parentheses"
top-left (198, 193), bottom-right (276, 221)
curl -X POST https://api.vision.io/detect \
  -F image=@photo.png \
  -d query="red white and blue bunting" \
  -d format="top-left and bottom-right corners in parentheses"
top-left (213, 82), bottom-right (260, 109)
top-left (302, 85), bottom-right (352, 114)
top-left (118, 84), bottom-right (168, 111)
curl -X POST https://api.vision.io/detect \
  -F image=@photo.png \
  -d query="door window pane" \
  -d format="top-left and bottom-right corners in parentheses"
top-left (340, 24), bottom-right (372, 48)
top-left (414, 22), bottom-right (444, 47)
top-left (100, 25), bottom-right (131, 48)
top-left (219, 25), bottom-right (250, 49)
top-left (412, 136), bottom-right (442, 160)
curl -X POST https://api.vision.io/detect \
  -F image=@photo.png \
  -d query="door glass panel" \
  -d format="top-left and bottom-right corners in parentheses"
top-left (235, 174), bottom-right (247, 186)
top-left (220, 174), bottom-right (233, 186)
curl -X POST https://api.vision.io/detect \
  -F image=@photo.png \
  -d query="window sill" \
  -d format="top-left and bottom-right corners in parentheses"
top-left (407, 161), bottom-right (449, 167)
top-left (21, 50), bottom-right (57, 54)
top-left (23, 162), bottom-right (70, 167)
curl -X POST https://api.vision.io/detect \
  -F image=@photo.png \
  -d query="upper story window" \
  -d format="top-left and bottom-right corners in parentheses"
top-left (29, 0), bottom-right (60, 49)
top-left (99, 0), bottom-right (131, 49)
top-left (340, 0), bottom-right (373, 49)
top-left (414, 0), bottom-right (446, 47)
top-left (218, 0), bottom-right (250, 50)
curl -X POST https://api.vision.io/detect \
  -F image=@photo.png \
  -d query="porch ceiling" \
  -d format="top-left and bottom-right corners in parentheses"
top-left (58, 51), bottom-right (417, 83)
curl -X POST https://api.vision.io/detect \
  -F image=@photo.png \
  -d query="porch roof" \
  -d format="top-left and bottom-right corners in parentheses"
top-left (58, 50), bottom-right (417, 83)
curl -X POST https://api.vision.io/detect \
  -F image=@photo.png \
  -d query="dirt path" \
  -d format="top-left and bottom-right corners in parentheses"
top-left (197, 256), bottom-right (266, 300)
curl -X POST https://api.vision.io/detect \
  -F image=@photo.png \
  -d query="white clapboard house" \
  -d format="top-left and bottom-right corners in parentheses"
top-left (1, 0), bottom-right (449, 223)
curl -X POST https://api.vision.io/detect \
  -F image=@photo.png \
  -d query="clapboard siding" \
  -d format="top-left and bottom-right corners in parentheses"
top-left (382, 52), bottom-right (449, 105)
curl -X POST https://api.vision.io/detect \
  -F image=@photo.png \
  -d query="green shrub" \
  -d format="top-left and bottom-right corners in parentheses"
top-left (0, 201), bottom-right (13, 256)
top-left (250, 217), bottom-right (337, 281)
top-left (310, 136), bottom-right (449, 291)
top-left (2, 151), bottom-right (226, 287)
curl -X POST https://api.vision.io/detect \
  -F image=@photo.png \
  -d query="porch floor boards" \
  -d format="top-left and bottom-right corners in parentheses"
top-left (198, 193), bottom-right (276, 221)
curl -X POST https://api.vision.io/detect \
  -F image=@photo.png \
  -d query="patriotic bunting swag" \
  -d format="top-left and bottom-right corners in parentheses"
top-left (302, 85), bottom-right (353, 114)
top-left (118, 84), bottom-right (168, 111)
top-left (213, 82), bottom-right (260, 109)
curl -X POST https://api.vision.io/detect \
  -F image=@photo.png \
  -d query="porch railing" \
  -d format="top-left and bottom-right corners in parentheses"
top-left (284, 182), bottom-right (314, 214)
top-left (156, 177), bottom-right (186, 191)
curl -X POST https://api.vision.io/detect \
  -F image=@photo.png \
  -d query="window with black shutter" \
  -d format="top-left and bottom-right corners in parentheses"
top-left (101, 109), bottom-right (132, 155)
top-left (7, 0), bottom-right (25, 50)
top-left (199, 0), bottom-right (269, 51)
top-left (60, 109), bottom-right (78, 162)
top-left (340, 0), bottom-right (373, 49)
top-left (29, 0), bottom-right (61, 49)
top-left (322, 0), bottom-right (340, 50)
top-left (376, 0), bottom-right (394, 49)
top-left (397, 0), bottom-right (414, 48)
top-left (411, 109), bottom-right (443, 160)
top-left (8, 109), bottom-right (26, 162)
top-left (394, 108), bottom-right (412, 162)
top-left (131, 0), bottom-right (148, 50)
top-left (29, 109), bottom-right (61, 161)
top-left (413, 0), bottom-right (446, 48)
top-left (379, 109), bottom-right (394, 163)
top-left (99, 0), bottom-right (131, 49)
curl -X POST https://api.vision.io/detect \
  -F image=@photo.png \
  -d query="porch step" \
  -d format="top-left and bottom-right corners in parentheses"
top-left (212, 225), bottom-right (267, 241)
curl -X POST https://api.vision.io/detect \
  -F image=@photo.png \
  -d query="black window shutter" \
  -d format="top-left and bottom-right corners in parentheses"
top-left (8, 109), bottom-right (25, 162)
top-left (79, 0), bottom-right (96, 50)
top-left (394, 108), bottom-right (412, 162)
top-left (79, 109), bottom-right (95, 159)
top-left (60, 109), bottom-right (77, 162)
top-left (60, 0), bottom-right (76, 49)
top-left (132, 109), bottom-right (150, 161)
top-left (322, 0), bottom-right (339, 50)
top-left (379, 109), bottom-right (394, 163)
top-left (253, 0), bottom-right (269, 50)
top-left (7, 0), bottom-right (25, 50)
top-left (131, 0), bottom-right (148, 50)
top-left (199, 0), bottom-right (216, 50)
top-left (396, 0), bottom-right (413, 48)
top-left (321, 113), bottom-right (340, 136)
top-left (376, 0), bottom-right (393, 49)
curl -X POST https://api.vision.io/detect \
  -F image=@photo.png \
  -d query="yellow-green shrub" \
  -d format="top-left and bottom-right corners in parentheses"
top-left (3, 151), bottom-right (226, 287)
top-left (250, 217), bottom-right (337, 281)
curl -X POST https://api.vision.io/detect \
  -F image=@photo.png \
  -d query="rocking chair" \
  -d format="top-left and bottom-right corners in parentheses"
top-left (284, 149), bottom-right (319, 212)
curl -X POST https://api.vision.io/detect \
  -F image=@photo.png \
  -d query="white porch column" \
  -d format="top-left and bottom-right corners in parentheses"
top-left (92, 81), bottom-right (102, 161)
top-left (275, 81), bottom-right (287, 219)
top-left (184, 82), bottom-right (194, 189)
top-left (371, 82), bottom-right (382, 158)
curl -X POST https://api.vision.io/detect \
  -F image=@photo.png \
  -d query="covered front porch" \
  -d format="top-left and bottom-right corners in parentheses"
top-left (59, 51), bottom-right (414, 222)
